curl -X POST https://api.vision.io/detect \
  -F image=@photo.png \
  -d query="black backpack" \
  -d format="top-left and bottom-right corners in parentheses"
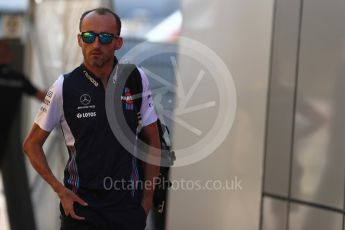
top-left (119, 64), bottom-right (176, 214)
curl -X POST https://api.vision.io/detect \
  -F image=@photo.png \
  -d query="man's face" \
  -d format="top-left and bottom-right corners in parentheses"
top-left (78, 12), bottom-right (122, 69)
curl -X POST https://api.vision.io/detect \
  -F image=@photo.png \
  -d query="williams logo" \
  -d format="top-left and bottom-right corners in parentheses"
top-left (121, 87), bottom-right (134, 110)
top-left (80, 94), bottom-right (91, 106)
top-left (76, 112), bottom-right (96, 119)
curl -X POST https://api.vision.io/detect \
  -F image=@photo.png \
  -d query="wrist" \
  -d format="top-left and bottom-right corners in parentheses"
top-left (141, 198), bottom-right (152, 215)
top-left (51, 181), bottom-right (65, 197)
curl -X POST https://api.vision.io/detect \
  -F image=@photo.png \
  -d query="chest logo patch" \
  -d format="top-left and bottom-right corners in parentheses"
top-left (76, 112), bottom-right (96, 119)
top-left (80, 94), bottom-right (91, 106)
top-left (121, 87), bottom-right (134, 110)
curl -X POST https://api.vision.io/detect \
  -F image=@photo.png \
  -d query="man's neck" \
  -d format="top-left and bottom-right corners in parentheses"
top-left (83, 62), bottom-right (114, 89)
top-left (86, 64), bottom-right (112, 78)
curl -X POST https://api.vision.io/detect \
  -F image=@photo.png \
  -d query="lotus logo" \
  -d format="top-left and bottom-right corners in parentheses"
top-left (80, 94), bottom-right (91, 105)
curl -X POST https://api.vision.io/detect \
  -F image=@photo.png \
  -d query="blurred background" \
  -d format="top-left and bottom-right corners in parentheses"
top-left (0, 0), bottom-right (345, 229)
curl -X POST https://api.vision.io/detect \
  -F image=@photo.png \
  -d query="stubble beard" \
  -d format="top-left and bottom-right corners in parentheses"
top-left (88, 54), bottom-right (113, 69)
top-left (90, 57), bottom-right (105, 68)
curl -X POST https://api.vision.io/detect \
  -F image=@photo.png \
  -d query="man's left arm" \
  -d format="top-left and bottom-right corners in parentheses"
top-left (34, 90), bottom-right (47, 101)
top-left (140, 121), bottom-right (161, 215)
top-left (137, 68), bottom-right (161, 214)
top-left (22, 74), bottom-right (46, 101)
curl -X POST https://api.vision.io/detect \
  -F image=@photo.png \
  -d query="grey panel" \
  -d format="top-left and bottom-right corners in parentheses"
top-left (289, 204), bottom-right (342, 230)
top-left (291, 0), bottom-right (345, 208)
top-left (165, 0), bottom-right (274, 228)
top-left (264, 0), bottom-right (301, 196)
top-left (262, 197), bottom-right (287, 230)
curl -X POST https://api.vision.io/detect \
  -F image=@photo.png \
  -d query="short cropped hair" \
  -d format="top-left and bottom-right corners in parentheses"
top-left (79, 8), bottom-right (122, 35)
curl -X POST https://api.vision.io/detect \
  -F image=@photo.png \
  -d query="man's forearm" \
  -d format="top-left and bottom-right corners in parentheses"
top-left (23, 142), bottom-right (64, 194)
top-left (35, 90), bottom-right (47, 102)
top-left (142, 161), bottom-right (160, 201)
top-left (137, 121), bottom-right (161, 213)
top-left (141, 144), bottom-right (161, 209)
top-left (24, 131), bottom-right (88, 220)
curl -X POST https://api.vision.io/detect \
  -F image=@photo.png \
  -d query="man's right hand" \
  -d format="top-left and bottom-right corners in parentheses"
top-left (23, 125), bottom-right (88, 220)
top-left (58, 187), bottom-right (88, 220)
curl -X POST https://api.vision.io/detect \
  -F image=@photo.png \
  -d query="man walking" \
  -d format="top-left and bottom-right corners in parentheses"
top-left (23, 8), bottom-right (160, 230)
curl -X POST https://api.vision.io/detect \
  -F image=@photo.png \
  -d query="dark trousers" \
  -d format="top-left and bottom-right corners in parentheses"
top-left (60, 203), bottom-right (147, 230)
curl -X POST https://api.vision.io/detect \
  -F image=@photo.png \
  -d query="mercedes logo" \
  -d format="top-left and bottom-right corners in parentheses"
top-left (80, 94), bottom-right (91, 105)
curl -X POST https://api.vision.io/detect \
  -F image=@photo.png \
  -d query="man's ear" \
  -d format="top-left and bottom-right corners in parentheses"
top-left (115, 37), bottom-right (123, 50)
top-left (77, 34), bottom-right (82, 47)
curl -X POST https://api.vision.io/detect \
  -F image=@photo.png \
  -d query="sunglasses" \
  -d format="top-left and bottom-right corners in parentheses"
top-left (80, 31), bottom-right (119, 44)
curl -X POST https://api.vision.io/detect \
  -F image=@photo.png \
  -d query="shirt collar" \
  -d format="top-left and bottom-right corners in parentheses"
top-left (81, 57), bottom-right (118, 87)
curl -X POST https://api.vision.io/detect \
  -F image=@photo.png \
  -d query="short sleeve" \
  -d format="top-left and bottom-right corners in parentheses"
top-left (34, 75), bottom-right (64, 132)
top-left (138, 68), bottom-right (158, 127)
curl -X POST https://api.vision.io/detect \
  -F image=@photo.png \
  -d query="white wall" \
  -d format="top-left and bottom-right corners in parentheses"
top-left (166, 0), bottom-right (274, 229)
